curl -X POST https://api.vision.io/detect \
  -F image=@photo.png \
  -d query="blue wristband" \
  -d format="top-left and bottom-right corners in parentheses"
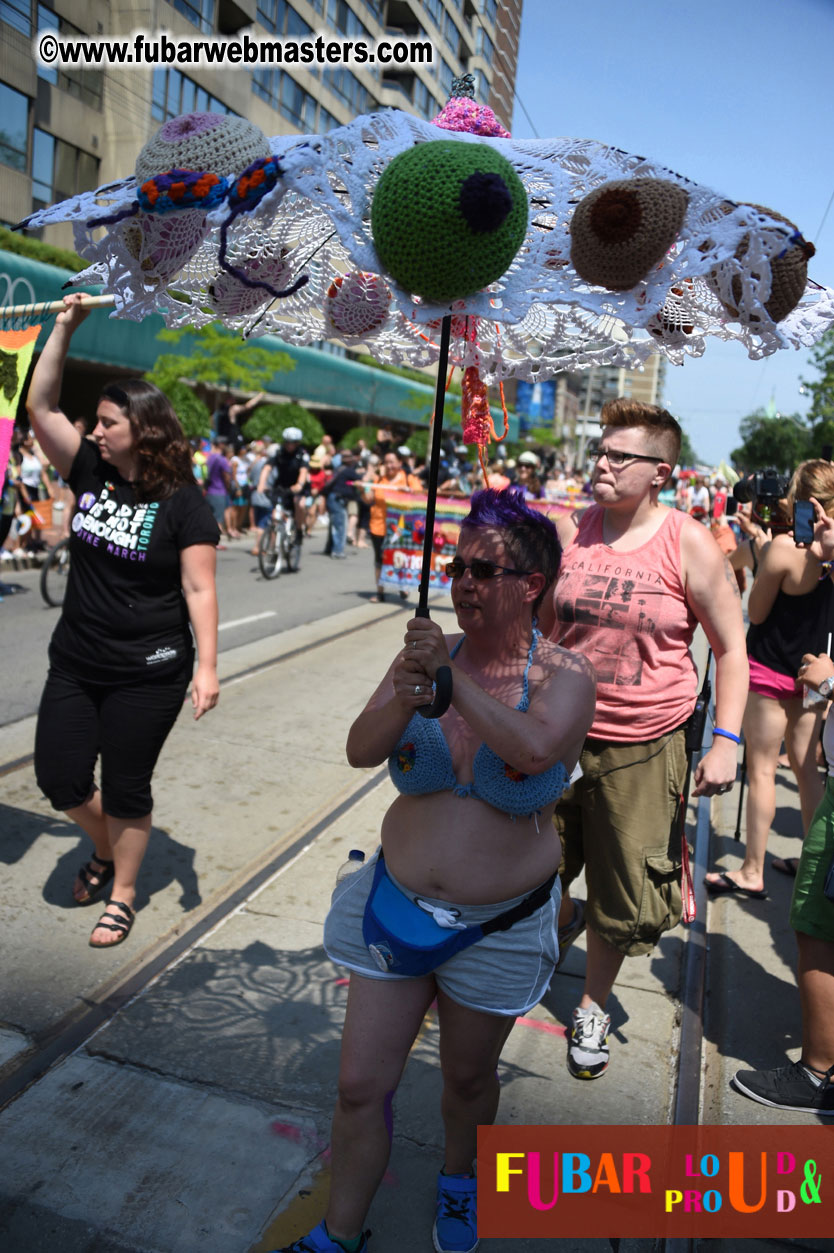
top-left (713, 727), bottom-right (741, 744)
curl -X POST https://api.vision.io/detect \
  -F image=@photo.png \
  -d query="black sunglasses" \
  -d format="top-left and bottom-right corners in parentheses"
top-left (445, 558), bottom-right (532, 580)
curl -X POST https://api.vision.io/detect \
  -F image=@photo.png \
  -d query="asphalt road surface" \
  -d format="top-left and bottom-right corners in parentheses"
top-left (0, 526), bottom-right (413, 728)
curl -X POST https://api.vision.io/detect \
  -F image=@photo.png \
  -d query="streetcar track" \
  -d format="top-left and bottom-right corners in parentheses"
top-left (0, 602), bottom-right (414, 778)
top-left (0, 766), bottom-right (388, 1112)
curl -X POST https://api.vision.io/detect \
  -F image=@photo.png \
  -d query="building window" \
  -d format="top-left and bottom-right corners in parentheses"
top-left (169, 0), bottom-right (215, 34)
top-left (443, 11), bottom-right (459, 51)
top-left (413, 78), bottom-right (437, 121)
top-left (31, 128), bottom-right (53, 204)
top-left (151, 68), bottom-right (230, 122)
top-left (36, 5), bottom-right (57, 83)
top-left (0, 0), bottom-right (30, 36)
top-left (286, 6), bottom-right (312, 36)
top-left (483, 0), bottom-right (497, 23)
top-left (36, 7), bottom-right (103, 108)
top-left (256, 0), bottom-right (287, 33)
top-left (281, 73), bottom-right (317, 130)
top-left (325, 67), bottom-right (376, 114)
top-left (31, 127), bottom-right (98, 211)
top-left (475, 26), bottom-right (493, 60)
top-left (437, 58), bottom-right (454, 96)
top-left (0, 82), bottom-right (28, 172)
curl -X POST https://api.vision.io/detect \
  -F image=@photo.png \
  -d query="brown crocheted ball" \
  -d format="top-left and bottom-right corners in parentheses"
top-left (570, 178), bottom-right (689, 291)
top-left (709, 204), bottom-right (815, 325)
top-left (135, 113), bottom-right (270, 183)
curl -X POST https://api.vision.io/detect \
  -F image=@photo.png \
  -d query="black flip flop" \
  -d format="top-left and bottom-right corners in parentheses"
top-left (705, 872), bottom-right (767, 900)
top-left (772, 856), bottom-right (799, 878)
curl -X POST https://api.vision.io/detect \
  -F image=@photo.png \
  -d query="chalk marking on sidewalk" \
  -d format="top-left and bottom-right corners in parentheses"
top-left (218, 611), bottom-right (277, 630)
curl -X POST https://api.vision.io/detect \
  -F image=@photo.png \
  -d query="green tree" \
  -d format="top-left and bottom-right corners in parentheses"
top-left (678, 427), bottom-right (699, 468)
top-left (340, 424), bottom-right (382, 450)
top-left (801, 326), bottom-right (834, 426)
top-left (242, 402), bottom-right (322, 446)
top-left (146, 323), bottom-right (294, 395)
top-left (730, 409), bottom-right (811, 473)
top-left (161, 380), bottom-right (212, 440)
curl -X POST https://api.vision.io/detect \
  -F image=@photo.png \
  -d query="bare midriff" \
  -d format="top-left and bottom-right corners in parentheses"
top-left (380, 791), bottom-right (562, 904)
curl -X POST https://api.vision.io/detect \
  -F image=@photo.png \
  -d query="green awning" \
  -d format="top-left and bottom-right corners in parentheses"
top-left (0, 248), bottom-right (517, 436)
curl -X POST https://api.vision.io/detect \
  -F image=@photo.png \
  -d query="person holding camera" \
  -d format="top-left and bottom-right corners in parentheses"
top-left (706, 460), bottom-right (834, 898)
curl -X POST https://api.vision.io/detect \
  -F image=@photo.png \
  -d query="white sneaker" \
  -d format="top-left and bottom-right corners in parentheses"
top-left (567, 1002), bottom-right (611, 1079)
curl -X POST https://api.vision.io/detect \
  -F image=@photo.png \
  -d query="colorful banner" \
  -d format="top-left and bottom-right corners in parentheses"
top-left (0, 325), bottom-right (41, 480)
top-left (379, 490), bottom-right (585, 593)
top-left (478, 1124), bottom-right (832, 1239)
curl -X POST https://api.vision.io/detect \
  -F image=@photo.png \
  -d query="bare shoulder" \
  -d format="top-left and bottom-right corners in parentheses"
top-left (535, 637), bottom-right (597, 689)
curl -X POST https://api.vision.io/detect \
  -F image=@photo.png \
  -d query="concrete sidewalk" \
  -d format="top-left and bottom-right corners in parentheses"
top-left (0, 603), bottom-right (822, 1252)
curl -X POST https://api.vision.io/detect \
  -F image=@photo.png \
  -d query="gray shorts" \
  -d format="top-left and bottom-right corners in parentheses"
top-left (323, 850), bottom-right (561, 1017)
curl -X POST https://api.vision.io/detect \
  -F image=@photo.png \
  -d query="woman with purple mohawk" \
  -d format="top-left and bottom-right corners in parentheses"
top-left (272, 487), bottom-right (595, 1253)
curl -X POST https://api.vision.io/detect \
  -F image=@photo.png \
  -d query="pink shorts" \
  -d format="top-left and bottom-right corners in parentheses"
top-left (748, 656), bottom-right (801, 701)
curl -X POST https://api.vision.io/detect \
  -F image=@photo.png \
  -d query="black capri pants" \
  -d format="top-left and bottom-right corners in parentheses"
top-left (35, 662), bottom-right (192, 820)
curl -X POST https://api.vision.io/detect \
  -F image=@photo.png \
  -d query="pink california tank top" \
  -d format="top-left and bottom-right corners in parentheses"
top-left (552, 505), bottom-right (698, 742)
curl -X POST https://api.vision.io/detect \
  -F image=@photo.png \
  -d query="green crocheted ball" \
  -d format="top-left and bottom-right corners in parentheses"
top-left (371, 140), bottom-right (528, 302)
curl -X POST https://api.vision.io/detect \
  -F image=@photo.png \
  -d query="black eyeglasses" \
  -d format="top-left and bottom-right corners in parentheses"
top-left (590, 447), bottom-right (664, 468)
top-left (445, 558), bottom-right (531, 580)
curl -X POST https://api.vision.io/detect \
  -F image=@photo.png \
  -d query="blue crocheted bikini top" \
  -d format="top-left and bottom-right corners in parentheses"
top-left (388, 629), bottom-right (569, 817)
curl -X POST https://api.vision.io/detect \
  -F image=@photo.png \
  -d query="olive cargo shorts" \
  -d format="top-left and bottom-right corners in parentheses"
top-left (554, 728), bottom-right (688, 956)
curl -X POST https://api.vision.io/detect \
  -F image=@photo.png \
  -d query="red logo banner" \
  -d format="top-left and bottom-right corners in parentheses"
top-left (477, 1125), bottom-right (832, 1238)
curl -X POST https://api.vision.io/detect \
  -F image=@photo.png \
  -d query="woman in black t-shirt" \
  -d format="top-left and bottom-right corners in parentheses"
top-left (26, 295), bottom-right (220, 950)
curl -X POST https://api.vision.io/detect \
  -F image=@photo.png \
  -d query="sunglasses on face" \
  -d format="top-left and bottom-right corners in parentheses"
top-left (590, 446), bottom-right (664, 468)
top-left (445, 558), bottom-right (531, 580)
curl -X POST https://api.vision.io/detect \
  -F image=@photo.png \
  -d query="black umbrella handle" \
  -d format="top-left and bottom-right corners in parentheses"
top-left (416, 315), bottom-right (453, 720)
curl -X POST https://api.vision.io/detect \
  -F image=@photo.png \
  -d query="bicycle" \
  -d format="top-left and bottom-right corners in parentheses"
top-left (258, 500), bottom-right (302, 579)
top-left (40, 537), bottom-right (71, 607)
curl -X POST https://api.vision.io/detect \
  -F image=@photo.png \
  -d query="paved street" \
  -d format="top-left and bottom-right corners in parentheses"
top-left (1, 526), bottom-right (392, 727)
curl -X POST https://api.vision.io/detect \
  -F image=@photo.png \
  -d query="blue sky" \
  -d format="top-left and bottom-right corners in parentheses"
top-left (511, 0), bottom-right (834, 464)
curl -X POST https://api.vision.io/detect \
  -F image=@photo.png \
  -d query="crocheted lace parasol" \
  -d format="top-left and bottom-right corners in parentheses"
top-left (19, 99), bottom-right (834, 387)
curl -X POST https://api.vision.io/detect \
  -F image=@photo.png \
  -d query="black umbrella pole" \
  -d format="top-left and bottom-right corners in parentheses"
top-left (416, 314), bottom-right (453, 719)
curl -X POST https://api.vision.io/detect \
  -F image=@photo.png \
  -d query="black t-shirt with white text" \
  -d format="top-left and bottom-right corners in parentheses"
top-left (50, 439), bottom-right (219, 681)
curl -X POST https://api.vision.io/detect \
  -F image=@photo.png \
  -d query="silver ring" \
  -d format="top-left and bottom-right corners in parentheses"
top-left (414, 684), bottom-right (422, 696)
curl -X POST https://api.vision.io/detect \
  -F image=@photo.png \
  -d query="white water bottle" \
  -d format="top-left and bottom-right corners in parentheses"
top-left (335, 849), bottom-right (366, 884)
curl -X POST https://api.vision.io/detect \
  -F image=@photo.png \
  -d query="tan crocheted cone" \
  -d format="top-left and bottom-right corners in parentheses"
top-left (708, 204), bottom-right (815, 325)
top-left (570, 179), bottom-right (689, 291)
top-left (135, 113), bottom-right (270, 183)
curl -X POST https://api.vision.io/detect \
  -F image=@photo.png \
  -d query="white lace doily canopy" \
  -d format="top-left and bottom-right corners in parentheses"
top-left (18, 103), bottom-right (834, 384)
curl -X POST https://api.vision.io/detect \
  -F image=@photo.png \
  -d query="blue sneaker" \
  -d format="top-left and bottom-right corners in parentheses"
top-left (270, 1219), bottom-right (369, 1252)
top-left (433, 1171), bottom-right (478, 1252)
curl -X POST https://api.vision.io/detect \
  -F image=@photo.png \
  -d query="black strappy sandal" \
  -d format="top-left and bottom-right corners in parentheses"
top-left (74, 856), bottom-right (115, 906)
top-left (89, 900), bottom-right (135, 948)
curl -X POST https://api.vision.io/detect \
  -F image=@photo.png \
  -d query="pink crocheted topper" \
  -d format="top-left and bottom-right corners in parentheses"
top-left (159, 113), bottom-right (225, 143)
top-left (431, 98), bottom-right (510, 139)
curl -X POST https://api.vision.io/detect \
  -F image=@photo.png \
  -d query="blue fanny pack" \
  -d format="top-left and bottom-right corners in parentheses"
top-left (361, 853), bottom-right (556, 977)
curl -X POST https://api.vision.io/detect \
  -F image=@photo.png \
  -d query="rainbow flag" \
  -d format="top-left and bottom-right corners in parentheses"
top-left (0, 326), bottom-right (41, 480)
top-left (379, 490), bottom-right (586, 593)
